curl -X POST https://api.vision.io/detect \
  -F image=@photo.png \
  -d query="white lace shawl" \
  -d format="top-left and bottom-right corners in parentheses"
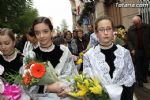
top-left (55, 45), bottom-right (78, 81)
top-left (83, 44), bottom-right (135, 87)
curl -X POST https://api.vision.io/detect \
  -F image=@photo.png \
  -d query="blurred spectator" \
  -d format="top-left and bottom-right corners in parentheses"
top-left (75, 29), bottom-right (88, 55)
top-left (73, 29), bottom-right (78, 39)
top-left (53, 36), bottom-right (67, 46)
top-left (87, 24), bottom-right (94, 37)
top-left (127, 15), bottom-right (150, 87)
top-left (64, 30), bottom-right (78, 55)
top-left (87, 32), bottom-right (99, 49)
top-left (114, 25), bottom-right (129, 49)
top-left (23, 29), bottom-right (38, 56)
top-left (15, 34), bottom-right (27, 53)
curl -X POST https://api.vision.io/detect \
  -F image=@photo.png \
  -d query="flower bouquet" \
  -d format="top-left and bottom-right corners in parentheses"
top-left (75, 52), bottom-right (83, 65)
top-left (1, 83), bottom-right (22, 100)
top-left (116, 28), bottom-right (126, 41)
top-left (5, 59), bottom-right (59, 88)
top-left (0, 65), bottom-right (22, 100)
top-left (67, 74), bottom-right (109, 100)
top-left (21, 60), bottom-right (59, 88)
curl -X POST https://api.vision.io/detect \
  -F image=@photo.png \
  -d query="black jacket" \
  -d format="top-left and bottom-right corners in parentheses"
top-left (127, 23), bottom-right (150, 58)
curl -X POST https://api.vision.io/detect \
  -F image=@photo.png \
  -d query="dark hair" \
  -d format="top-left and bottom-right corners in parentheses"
top-left (95, 16), bottom-right (114, 32)
top-left (116, 25), bottom-right (125, 29)
top-left (64, 30), bottom-right (72, 38)
top-left (32, 17), bottom-right (53, 31)
top-left (0, 28), bottom-right (15, 41)
top-left (136, 15), bottom-right (142, 20)
top-left (88, 24), bottom-right (93, 28)
top-left (26, 29), bottom-right (35, 37)
top-left (53, 36), bottom-right (67, 45)
top-left (76, 29), bottom-right (83, 33)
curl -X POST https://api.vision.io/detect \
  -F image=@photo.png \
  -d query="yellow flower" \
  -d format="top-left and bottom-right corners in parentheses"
top-left (74, 76), bottom-right (79, 81)
top-left (77, 90), bottom-right (87, 96)
top-left (68, 92), bottom-right (79, 97)
top-left (77, 82), bottom-right (88, 91)
top-left (117, 28), bottom-right (126, 40)
top-left (74, 74), bottom-right (83, 81)
top-left (92, 78), bottom-right (100, 86)
top-left (89, 85), bottom-right (102, 94)
top-left (68, 90), bottom-right (87, 97)
top-left (76, 59), bottom-right (83, 65)
top-left (79, 74), bottom-right (84, 81)
top-left (84, 79), bottom-right (89, 87)
top-left (79, 52), bottom-right (84, 57)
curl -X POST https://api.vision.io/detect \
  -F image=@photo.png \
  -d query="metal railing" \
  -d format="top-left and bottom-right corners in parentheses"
top-left (139, 0), bottom-right (150, 24)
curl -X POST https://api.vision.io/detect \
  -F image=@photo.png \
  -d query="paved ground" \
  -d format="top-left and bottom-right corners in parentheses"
top-left (143, 77), bottom-right (150, 89)
top-left (135, 77), bottom-right (150, 100)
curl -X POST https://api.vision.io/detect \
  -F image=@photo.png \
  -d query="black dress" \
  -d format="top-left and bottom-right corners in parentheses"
top-left (0, 52), bottom-right (23, 80)
top-left (33, 45), bottom-right (63, 68)
top-left (101, 45), bottom-right (134, 100)
top-left (33, 45), bottom-right (63, 93)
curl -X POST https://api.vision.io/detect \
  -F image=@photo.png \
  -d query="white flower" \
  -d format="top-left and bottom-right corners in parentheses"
top-left (0, 65), bottom-right (4, 93)
top-left (22, 69), bottom-right (29, 77)
top-left (0, 65), bottom-right (4, 75)
top-left (0, 79), bottom-right (4, 93)
top-left (27, 51), bottom-right (36, 59)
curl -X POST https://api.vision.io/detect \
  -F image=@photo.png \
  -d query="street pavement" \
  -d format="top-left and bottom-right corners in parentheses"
top-left (135, 77), bottom-right (150, 100)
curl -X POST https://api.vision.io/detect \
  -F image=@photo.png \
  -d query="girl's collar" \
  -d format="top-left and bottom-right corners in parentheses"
top-left (100, 43), bottom-right (114, 50)
top-left (2, 49), bottom-right (18, 62)
top-left (39, 43), bottom-right (55, 52)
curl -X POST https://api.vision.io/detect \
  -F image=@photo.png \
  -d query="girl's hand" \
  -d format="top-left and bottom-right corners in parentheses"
top-left (57, 90), bottom-right (67, 99)
top-left (46, 81), bottom-right (64, 93)
top-left (57, 86), bottom-right (71, 98)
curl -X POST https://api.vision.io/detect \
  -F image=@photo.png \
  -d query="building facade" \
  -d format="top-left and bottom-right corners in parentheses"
top-left (70, 0), bottom-right (150, 30)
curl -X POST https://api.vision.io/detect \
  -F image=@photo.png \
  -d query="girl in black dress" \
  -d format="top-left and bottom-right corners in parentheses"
top-left (0, 28), bottom-right (23, 81)
top-left (83, 16), bottom-right (135, 100)
top-left (26, 17), bottom-right (77, 100)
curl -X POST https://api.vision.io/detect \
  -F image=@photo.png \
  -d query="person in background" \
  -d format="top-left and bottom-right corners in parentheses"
top-left (26, 17), bottom-right (77, 100)
top-left (114, 25), bottom-right (129, 49)
top-left (83, 16), bottom-right (135, 100)
top-left (127, 15), bottom-right (150, 87)
top-left (87, 32), bottom-right (99, 49)
top-left (75, 29), bottom-right (88, 55)
top-left (53, 36), bottom-right (67, 46)
top-left (23, 29), bottom-right (38, 56)
top-left (64, 30), bottom-right (78, 55)
top-left (87, 24), bottom-right (94, 37)
top-left (15, 34), bottom-right (27, 53)
top-left (72, 29), bottom-right (78, 39)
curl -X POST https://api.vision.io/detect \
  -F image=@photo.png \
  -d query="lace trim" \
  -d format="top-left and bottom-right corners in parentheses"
top-left (85, 44), bottom-right (135, 86)
top-left (39, 44), bottom-right (55, 52)
top-left (2, 49), bottom-right (18, 62)
top-left (100, 43), bottom-right (113, 50)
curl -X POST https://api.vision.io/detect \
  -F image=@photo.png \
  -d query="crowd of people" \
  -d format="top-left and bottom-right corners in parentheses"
top-left (0, 15), bottom-right (150, 100)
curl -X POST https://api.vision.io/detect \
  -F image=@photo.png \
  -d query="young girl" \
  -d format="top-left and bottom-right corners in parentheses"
top-left (0, 28), bottom-right (23, 81)
top-left (26, 17), bottom-right (77, 100)
top-left (83, 16), bottom-right (135, 100)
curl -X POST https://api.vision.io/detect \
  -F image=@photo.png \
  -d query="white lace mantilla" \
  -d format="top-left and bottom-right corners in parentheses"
top-left (83, 44), bottom-right (135, 87)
